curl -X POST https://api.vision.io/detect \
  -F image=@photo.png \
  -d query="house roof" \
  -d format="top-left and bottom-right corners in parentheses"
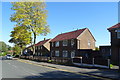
top-left (35, 39), bottom-right (50, 46)
top-left (108, 23), bottom-right (120, 30)
top-left (26, 39), bottom-right (50, 48)
top-left (50, 28), bottom-right (87, 42)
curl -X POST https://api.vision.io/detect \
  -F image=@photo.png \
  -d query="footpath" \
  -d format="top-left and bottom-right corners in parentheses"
top-left (16, 58), bottom-right (120, 79)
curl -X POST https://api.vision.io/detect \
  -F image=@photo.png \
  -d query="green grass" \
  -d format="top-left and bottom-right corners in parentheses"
top-left (110, 64), bottom-right (114, 68)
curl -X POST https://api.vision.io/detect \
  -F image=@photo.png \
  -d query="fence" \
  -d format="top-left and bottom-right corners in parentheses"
top-left (72, 57), bottom-right (110, 68)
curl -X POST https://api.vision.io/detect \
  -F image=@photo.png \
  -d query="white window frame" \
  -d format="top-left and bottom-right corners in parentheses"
top-left (88, 40), bottom-right (91, 48)
top-left (71, 39), bottom-right (75, 46)
top-left (117, 32), bottom-right (120, 39)
top-left (63, 40), bottom-right (68, 46)
top-left (63, 50), bottom-right (68, 57)
top-left (55, 51), bottom-right (59, 57)
top-left (52, 42), bottom-right (54, 47)
top-left (71, 51), bottom-right (75, 58)
top-left (55, 41), bottom-right (59, 47)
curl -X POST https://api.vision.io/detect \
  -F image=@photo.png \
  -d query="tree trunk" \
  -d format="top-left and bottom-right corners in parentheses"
top-left (20, 48), bottom-right (22, 55)
top-left (33, 32), bottom-right (36, 55)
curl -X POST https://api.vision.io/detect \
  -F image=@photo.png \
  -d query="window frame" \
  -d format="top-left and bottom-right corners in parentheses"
top-left (55, 50), bottom-right (59, 57)
top-left (71, 39), bottom-right (75, 46)
top-left (88, 40), bottom-right (91, 48)
top-left (63, 40), bottom-right (68, 46)
top-left (55, 41), bottom-right (59, 47)
top-left (52, 42), bottom-right (54, 47)
top-left (117, 32), bottom-right (120, 39)
top-left (71, 51), bottom-right (75, 58)
top-left (63, 50), bottom-right (68, 57)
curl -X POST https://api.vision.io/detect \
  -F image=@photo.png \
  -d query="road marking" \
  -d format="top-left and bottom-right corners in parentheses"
top-left (12, 65), bottom-right (17, 68)
top-left (17, 59), bottom-right (112, 80)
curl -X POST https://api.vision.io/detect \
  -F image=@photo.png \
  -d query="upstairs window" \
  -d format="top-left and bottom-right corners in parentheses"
top-left (71, 39), bottom-right (75, 46)
top-left (88, 40), bottom-right (91, 48)
top-left (41, 46), bottom-right (42, 49)
top-left (55, 50), bottom-right (59, 56)
top-left (117, 29), bottom-right (120, 39)
top-left (55, 41), bottom-right (59, 47)
top-left (38, 46), bottom-right (40, 50)
top-left (63, 50), bottom-right (68, 57)
top-left (52, 42), bottom-right (54, 47)
top-left (63, 40), bottom-right (68, 46)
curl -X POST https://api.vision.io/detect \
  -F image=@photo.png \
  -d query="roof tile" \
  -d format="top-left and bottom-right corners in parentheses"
top-left (108, 23), bottom-right (120, 30)
top-left (50, 28), bottom-right (87, 42)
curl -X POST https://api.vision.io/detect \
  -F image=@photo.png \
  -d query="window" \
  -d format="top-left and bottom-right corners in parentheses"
top-left (55, 51), bottom-right (59, 56)
top-left (88, 40), bottom-right (91, 48)
top-left (55, 41), bottom-right (59, 47)
top-left (110, 49), bottom-right (111, 55)
top-left (52, 42), bottom-right (54, 47)
top-left (63, 50), bottom-right (68, 57)
top-left (117, 32), bottom-right (120, 39)
top-left (38, 46), bottom-right (40, 50)
top-left (63, 40), bottom-right (68, 46)
top-left (41, 53), bottom-right (42, 56)
top-left (41, 46), bottom-right (42, 49)
top-left (102, 49), bottom-right (105, 53)
top-left (85, 53), bottom-right (88, 58)
top-left (38, 52), bottom-right (41, 56)
top-left (71, 51), bottom-right (75, 58)
top-left (51, 51), bottom-right (54, 57)
top-left (71, 39), bottom-right (75, 46)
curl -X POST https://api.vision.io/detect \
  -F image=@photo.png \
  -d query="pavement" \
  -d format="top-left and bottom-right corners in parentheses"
top-left (17, 58), bottom-right (120, 80)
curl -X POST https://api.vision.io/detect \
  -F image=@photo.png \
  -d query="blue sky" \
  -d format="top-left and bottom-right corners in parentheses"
top-left (1, 2), bottom-right (118, 47)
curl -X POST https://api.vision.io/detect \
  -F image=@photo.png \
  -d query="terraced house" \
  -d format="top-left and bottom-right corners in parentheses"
top-left (50, 28), bottom-right (96, 58)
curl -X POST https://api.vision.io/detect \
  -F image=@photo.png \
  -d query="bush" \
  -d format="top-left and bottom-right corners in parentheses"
top-left (48, 60), bottom-right (52, 63)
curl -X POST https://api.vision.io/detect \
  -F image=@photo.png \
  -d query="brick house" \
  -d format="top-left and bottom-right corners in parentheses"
top-left (108, 23), bottom-right (120, 65)
top-left (50, 28), bottom-right (96, 58)
top-left (23, 39), bottom-right (51, 57)
top-left (35, 39), bottom-right (51, 57)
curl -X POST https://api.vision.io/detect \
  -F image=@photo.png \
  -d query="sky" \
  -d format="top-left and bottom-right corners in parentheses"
top-left (1, 2), bottom-right (118, 47)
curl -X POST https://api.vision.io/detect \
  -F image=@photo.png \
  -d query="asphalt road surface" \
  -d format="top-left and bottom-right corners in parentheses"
top-left (1, 58), bottom-right (110, 80)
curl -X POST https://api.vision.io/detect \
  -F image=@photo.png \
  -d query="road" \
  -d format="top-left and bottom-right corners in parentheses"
top-left (1, 57), bottom-right (113, 80)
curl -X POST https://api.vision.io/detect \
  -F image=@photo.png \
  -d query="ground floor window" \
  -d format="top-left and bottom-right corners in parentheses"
top-left (38, 52), bottom-right (41, 56)
top-left (71, 51), bottom-right (75, 58)
top-left (55, 50), bottom-right (59, 57)
top-left (51, 51), bottom-right (54, 57)
top-left (63, 50), bottom-right (68, 57)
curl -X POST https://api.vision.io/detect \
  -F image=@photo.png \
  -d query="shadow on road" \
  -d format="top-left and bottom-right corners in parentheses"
top-left (1, 70), bottom-right (101, 80)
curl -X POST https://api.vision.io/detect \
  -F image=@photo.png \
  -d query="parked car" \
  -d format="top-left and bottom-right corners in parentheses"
top-left (6, 54), bottom-right (13, 60)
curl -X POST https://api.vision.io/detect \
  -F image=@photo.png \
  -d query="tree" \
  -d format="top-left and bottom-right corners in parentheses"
top-left (9, 26), bottom-right (32, 55)
top-left (10, 1), bottom-right (50, 55)
top-left (0, 41), bottom-right (8, 52)
top-left (95, 47), bottom-right (99, 51)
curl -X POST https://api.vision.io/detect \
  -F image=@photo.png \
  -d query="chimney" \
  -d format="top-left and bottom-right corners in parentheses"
top-left (44, 38), bottom-right (46, 41)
